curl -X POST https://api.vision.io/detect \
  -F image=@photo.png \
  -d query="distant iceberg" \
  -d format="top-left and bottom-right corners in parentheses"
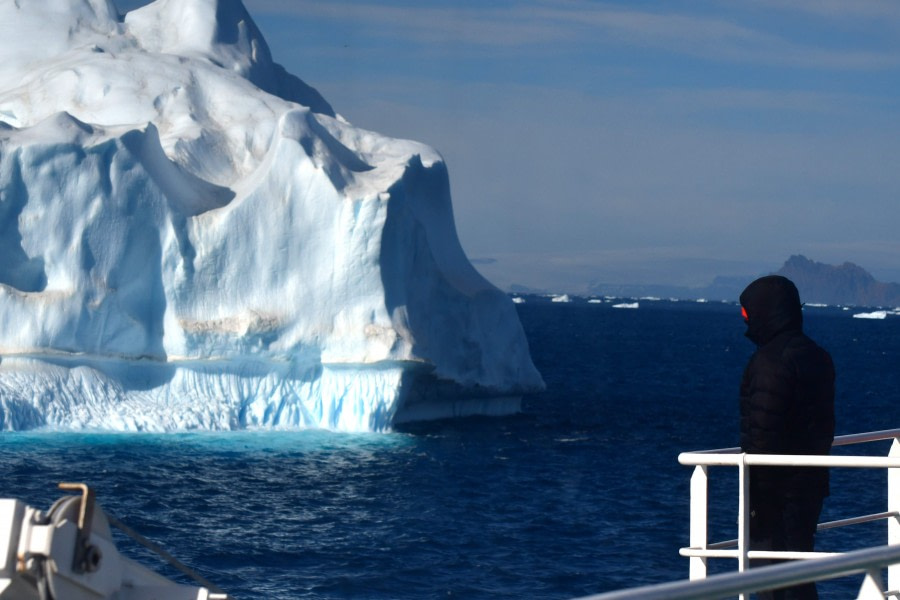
top-left (551, 295), bottom-right (571, 303)
top-left (852, 311), bottom-right (888, 320)
top-left (0, 0), bottom-right (543, 431)
top-left (612, 302), bottom-right (639, 309)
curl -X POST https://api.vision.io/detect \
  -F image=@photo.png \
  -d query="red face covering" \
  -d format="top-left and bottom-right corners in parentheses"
top-left (741, 306), bottom-right (749, 322)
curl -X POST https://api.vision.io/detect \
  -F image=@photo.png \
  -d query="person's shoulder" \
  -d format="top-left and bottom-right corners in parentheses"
top-left (779, 329), bottom-right (820, 350)
top-left (754, 330), bottom-right (811, 367)
top-left (782, 331), bottom-right (835, 374)
top-left (789, 331), bottom-right (831, 356)
top-left (749, 339), bottom-right (794, 374)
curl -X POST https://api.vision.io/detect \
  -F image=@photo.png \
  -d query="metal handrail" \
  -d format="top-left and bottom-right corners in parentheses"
top-left (697, 511), bottom-right (900, 551)
top-left (574, 543), bottom-right (900, 600)
top-left (570, 429), bottom-right (900, 600)
top-left (682, 428), bottom-right (900, 456)
top-left (675, 429), bottom-right (900, 600)
top-left (680, 453), bottom-right (900, 468)
top-left (832, 428), bottom-right (900, 447)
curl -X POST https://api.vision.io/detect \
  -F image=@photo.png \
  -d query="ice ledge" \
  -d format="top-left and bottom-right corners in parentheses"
top-left (0, 355), bottom-right (535, 432)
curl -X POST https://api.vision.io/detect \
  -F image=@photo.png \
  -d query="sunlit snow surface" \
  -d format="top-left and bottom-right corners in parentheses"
top-left (0, 0), bottom-right (543, 431)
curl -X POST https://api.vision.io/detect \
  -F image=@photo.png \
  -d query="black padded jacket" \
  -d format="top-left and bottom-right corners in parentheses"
top-left (739, 276), bottom-right (835, 497)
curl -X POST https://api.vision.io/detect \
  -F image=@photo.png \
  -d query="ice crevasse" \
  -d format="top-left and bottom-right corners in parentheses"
top-left (0, 0), bottom-right (544, 431)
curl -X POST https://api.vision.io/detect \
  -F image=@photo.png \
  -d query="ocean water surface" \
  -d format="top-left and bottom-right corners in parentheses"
top-left (2, 298), bottom-right (899, 599)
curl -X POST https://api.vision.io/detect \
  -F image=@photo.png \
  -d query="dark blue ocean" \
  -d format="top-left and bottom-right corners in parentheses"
top-left (2, 298), bottom-right (899, 599)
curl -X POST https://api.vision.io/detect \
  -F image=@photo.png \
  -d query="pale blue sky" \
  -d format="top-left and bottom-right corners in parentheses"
top-left (119, 0), bottom-right (900, 292)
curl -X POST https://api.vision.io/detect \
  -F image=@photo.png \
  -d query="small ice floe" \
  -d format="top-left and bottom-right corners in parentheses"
top-left (587, 299), bottom-right (603, 304)
top-left (551, 294), bottom-right (571, 303)
top-left (612, 302), bottom-right (639, 309)
top-left (853, 310), bottom-right (888, 320)
top-left (696, 298), bottom-right (708, 303)
top-left (511, 296), bottom-right (526, 304)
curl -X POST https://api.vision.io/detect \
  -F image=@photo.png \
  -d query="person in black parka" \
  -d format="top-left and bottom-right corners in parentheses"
top-left (739, 275), bottom-right (835, 600)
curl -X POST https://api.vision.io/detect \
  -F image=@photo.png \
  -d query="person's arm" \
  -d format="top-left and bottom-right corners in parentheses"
top-left (741, 352), bottom-right (795, 454)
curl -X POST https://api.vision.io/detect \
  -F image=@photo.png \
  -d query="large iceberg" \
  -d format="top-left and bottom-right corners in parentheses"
top-left (0, 0), bottom-right (543, 431)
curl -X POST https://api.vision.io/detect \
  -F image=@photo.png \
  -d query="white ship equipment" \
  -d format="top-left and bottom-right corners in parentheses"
top-left (577, 427), bottom-right (900, 599)
top-left (0, 483), bottom-right (230, 600)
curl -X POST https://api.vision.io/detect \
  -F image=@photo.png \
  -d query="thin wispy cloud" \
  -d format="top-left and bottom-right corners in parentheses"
top-left (248, 0), bottom-right (900, 70)
top-left (539, 5), bottom-right (900, 70)
top-left (249, 0), bottom-right (572, 46)
top-left (746, 0), bottom-right (900, 21)
top-left (650, 88), bottom-right (892, 118)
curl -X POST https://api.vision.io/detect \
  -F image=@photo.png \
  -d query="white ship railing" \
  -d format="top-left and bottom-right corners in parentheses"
top-left (576, 543), bottom-right (900, 599)
top-left (575, 428), bottom-right (900, 600)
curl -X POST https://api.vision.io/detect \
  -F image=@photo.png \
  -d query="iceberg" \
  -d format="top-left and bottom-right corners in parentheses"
top-left (852, 311), bottom-right (888, 320)
top-left (0, 0), bottom-right (543, 431)
top-left (612, 302), bottom-right (639, 309)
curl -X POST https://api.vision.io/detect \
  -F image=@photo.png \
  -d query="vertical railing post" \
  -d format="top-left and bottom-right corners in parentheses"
top-left (888, 438), bottom-right (900, 592)
top-left (738, 455), bottom-right (751, 600)
top-left (689, 465), bottom-right (709, 580)
top-left (858, 568), bottom-right (887, 599)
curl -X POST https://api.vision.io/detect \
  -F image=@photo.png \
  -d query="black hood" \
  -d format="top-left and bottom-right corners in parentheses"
top-left (739, 275), bottom-right (803, 345)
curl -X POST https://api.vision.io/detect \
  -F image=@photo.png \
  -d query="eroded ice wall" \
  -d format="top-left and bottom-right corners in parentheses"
top-left (0, 0), bottom-right (543, 431)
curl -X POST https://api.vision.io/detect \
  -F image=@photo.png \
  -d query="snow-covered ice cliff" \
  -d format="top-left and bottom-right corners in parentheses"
top-left (0, 0), bottom-right (543, 431)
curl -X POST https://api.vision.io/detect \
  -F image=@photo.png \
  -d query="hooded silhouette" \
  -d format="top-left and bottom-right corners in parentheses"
top-left (738, 275), bottom-right (835, 600)
top-left (740, 275), bottom-right (803, 346)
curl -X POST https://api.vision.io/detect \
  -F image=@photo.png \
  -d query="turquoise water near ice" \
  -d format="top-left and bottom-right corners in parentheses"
top-left (2, 298), bottom-right (898, 598)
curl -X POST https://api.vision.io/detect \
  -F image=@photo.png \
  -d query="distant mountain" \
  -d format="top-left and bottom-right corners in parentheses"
top-left (584, 278), bottom-right (752, 302)
top-left (577, 255), bottom-right (900, 306)
top-left (776, 255), bottom-right (900, 307)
